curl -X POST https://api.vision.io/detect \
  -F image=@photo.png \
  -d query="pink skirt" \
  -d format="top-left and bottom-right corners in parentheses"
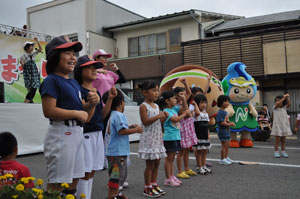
top-left (180, 117), bottom-right (198, 148)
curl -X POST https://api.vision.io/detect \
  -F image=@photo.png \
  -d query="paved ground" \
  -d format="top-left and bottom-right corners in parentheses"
top-left (17, 134), bottom-right (300, 199)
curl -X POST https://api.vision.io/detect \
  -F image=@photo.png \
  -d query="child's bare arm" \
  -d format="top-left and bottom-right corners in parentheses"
top-left (140, 104), bottom-right (166, 126)
top-left (34, 37), bottom-right (42, 51)
top-left (118, 125), bottom-right (143, 135)
top-left (203, 73), bottom-right (211, 95)
top-left (179, 78), bottom-right (191, 100)
top-left (82, 88), bottom-right (100, 122)
top-left (192, 101), bottom-right (200, 117)
top-left (42, 95), bottom-right (88, 122)
top-left (170, 110), bottom-right (189, 123)
top-left (178, 93), bottom-right (188, 113)
top-left (102, 87), bottom-right (117, 118)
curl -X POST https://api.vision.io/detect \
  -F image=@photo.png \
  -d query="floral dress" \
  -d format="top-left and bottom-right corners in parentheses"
top-left (138, 102), bottom-right (166, 160)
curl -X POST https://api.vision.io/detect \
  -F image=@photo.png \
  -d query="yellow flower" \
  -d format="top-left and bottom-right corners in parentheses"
top-left (38, 194), bottom-right (43, 199)
top-left (80, 193), bottom-right (86, 198)
top-left (61, 183), bottom-right (70, 189)
top-left (28, 177), bottom-right (36, 181)
top-left (16, 184), bottom-right (24, 191)
top-left (5, 173), bottom-right (14, 178)
top-left (12, 195), bottom-right (18, 199)
top-left (21, 177), bottom-right (29, 184)
top-left (65, 195), bottom-right (75, 199)
top-left (0, 175), bottom-right (7, 180)
top-left (32, 188), bottom-right (43, 195)
top-left (36, 179), bottom-right (44, 186)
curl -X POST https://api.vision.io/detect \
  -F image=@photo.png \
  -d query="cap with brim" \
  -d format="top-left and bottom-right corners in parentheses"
top-left (75, 55), bottom-right (104, 69)
top-left (23, 41), bottom-right (35, 48)
top-left (92, 49), bottom-right (112, 59)
top-left (46, 35), bottom-right (83, 59)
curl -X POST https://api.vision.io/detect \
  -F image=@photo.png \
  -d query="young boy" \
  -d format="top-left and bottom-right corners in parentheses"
top-left (105, 90), bottom-right (143, 199)
top-left (0, 132), bottom-right (34, 188)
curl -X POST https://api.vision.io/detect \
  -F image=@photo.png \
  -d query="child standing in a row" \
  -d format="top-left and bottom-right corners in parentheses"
top-left (106, 89), bottom-right (143, 199)
top-left (271, 93), bottom-right (292, 158)
top-left (159, 90), bottom-right (189, 187)
top-left (193, 94), bottom-right (212, 174)
top-left (216, 95), bottom-right (235, 165)
top-left (173, 80), bottom-right (198, 179)
top-left (138, 80), bottom-right (167, 197)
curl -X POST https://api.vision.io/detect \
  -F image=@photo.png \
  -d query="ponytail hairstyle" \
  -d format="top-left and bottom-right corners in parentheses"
top-left (158, 90), bottom-right (175, 110)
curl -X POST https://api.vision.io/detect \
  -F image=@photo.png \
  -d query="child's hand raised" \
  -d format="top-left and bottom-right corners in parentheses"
top-left (110, 63), bottom-right (119, 72)
top-left (76, 110), bottom-right (88, 123)
top-left (109, 87), bottom-right (117, 99)
top-left (179, 78), bottom-right (187, 85)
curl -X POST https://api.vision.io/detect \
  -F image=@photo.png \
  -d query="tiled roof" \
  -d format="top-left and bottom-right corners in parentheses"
top-left (208, 9), bottom-right (300, 33)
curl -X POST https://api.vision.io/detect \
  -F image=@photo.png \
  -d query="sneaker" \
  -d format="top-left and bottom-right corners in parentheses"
top-left (164, 178), bottom-right (180, 187)
top-left (219, 158), bottom-right (232, 165)
top-left (185, 169), bottom-right (197, 176)
top-left (226, 157), bottom-right (233, 163)
top-left (119, 186), bottom-right (123, 191)
top-left (203, 166), bottom-right (212, 173)
top-left (122, 182), bottom-right (129, 188)
top-left (143, 187), bottom-right (161, 198)
top-left (171, 176), bottom-right (182, 184)
top-left (274, 152), bottom-right (281, 158)
top-left (198, 167), bottom-right (207, 175)
top-left (196, 167), bottom-right (201, 173)
top-left (176, 171), bottom-right (190, 179)
top-left (281, 152), bottom-right (288, 158)
top-left (153, 185), bottom-right (166, 195)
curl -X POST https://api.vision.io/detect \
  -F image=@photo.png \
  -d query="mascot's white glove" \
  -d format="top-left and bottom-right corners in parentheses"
top-left (226, 104), bottom-right (235, 117)
top-left (248, 102), bottom-right (258, 117)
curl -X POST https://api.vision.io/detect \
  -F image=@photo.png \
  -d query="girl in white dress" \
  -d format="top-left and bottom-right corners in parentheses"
top-left (138, 80), bottom-right (167, 197)
top-left (271, 93), bottom-right (292, 158)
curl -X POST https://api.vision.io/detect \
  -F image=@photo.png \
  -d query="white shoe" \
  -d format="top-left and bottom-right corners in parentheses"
top-left (119, 186), bottom-right (123, 191)
top-left (122, 182), bottom-right (129, 188)
top-left (219, 158), bottom-right (231, 165)
top-left (203, 166), bottom-right (212, 173)
top-left (226, 157), bottom-right (233, 163)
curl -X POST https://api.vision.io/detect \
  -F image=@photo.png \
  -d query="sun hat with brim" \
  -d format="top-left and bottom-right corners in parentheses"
top-left (75, 55), bottom-right (104, 69)
top-left (92, 49), bottom-right (112, 59)
top-left (46, 35), bottom-right (82, 60)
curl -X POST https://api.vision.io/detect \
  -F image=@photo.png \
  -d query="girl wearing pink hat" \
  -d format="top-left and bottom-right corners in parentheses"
top-left (92, 49), bottom-right (126, 97)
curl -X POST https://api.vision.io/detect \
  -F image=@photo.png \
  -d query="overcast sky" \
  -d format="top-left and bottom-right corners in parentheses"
top-left (1, 0), bottom-right (300, 28)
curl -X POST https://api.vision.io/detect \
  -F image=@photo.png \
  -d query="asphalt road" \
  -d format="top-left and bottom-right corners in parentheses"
top-left (17, 134), bottom-right (300, 199)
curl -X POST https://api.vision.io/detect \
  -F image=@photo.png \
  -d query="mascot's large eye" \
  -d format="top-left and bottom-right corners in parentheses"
top-left (207, 86), bottom-right (211, 93)
top-left (247, 88), bottom-right (251, 94)
top-left (234, 88), bottom-right (239, 94)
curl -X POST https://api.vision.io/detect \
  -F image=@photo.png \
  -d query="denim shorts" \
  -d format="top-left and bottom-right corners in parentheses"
top-left (164, 140), bottom-right (181, 152)
top-left (218, 129), bottom-right (230, 142)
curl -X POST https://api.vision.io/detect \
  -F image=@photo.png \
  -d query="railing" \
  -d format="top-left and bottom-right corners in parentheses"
top-left (0, 24), bottom-right (54, 42)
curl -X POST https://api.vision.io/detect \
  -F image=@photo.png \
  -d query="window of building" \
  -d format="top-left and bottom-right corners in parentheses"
top-left (169, 28), bottom-right (181, 52)
top-left (128, 33), bottom-right (166, 57)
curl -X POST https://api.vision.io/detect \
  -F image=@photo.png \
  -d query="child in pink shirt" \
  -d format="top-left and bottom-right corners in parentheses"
top-left (92, 49), bottom-right (126, 96)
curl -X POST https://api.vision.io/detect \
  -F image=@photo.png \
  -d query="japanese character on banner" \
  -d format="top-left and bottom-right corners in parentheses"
top-left (0, 55), bottom-right (19, 84)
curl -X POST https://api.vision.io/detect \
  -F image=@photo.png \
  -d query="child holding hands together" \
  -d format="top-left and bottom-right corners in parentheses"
top-left (159, 90), bottom-right (190, 187)
top-left (216, 95), bottom-right (236, 165)
top-left (138, 80), bottom-right (167, 197)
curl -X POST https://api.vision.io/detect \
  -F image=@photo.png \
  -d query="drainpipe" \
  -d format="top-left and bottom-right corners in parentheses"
top-left (189, 10), bottom-right (203, 39)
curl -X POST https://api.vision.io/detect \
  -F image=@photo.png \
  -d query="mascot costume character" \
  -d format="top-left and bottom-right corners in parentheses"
top-left (159, 65), bottom-right (224, 125)
top-left (222, 62), bottom-right (259, 148)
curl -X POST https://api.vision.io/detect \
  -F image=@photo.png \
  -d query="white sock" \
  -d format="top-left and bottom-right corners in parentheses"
top-left (88, 178), bottom-right (93, 199)
top-left (76, 179), bottom-right (89, 199)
